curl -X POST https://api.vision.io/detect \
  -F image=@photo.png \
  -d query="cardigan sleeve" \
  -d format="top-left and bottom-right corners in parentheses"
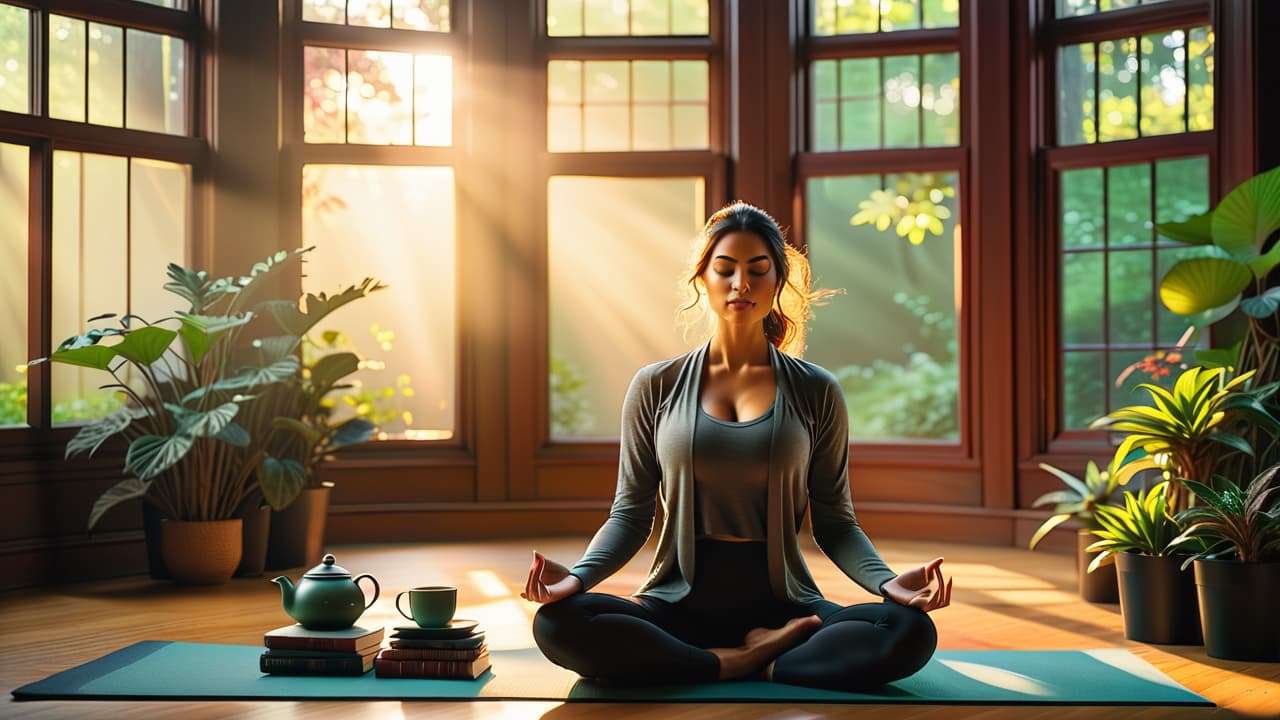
top-left (806, 373), bottom-right (898, 596)
top-left (568, 366), bottom-right (662, 591)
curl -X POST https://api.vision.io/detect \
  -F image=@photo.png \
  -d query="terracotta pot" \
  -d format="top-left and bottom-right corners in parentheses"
top-left (160, 519), bottom-right (243, 586)
top-left (266, 485), bottom-right (332, 570)
top-left (235, 499), bottom-right (271, 577)
top-left (1077, 529), bottom-right (1119, 603)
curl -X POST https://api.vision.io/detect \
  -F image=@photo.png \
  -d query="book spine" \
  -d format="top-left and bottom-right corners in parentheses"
top-left (264, 637), bottom-right (374, 653)
top-left (374, 656), bottom-right (481, 679)
top-left (379, 647), bottom-right (485, 662)
top-left (260, 654), bottom-right (368, 676)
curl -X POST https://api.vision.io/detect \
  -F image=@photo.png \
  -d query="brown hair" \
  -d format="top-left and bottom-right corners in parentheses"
top-left (679, 201), bottom-right (840, 356)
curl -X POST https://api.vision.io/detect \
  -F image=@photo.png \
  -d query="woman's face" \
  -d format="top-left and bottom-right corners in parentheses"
top-left (701, 230), bottom-right (779, 329)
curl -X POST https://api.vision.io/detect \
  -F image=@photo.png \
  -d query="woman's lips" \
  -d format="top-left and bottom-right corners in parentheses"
top-left (728, 300), bottom-right (754, 311)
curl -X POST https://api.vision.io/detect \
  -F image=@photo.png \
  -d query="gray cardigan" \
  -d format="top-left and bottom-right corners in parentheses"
top-left (569, 341), bottom-right (898, 605)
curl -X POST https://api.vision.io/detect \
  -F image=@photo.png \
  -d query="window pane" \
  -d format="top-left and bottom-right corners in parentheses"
top-left (52, 152), bottom-right (127, 424)
top-left (922, 0), bottom-right (959, 28)
top-left (348, 0), bottom-right (392, 28)
top-left (550, 0), bottom-right (707, 36)
top-left (1056, 0), bottom-right (1095, 17)
top-left (393, 1), bottom-right (450, 32)
top-left (547, 176), bottom-right (705, 439)
top-left (1098, 38), bottom-right (1138, 142)
top-left (129, 158), bottom-right (189, 332)
top-left (0, 142), bottom-right (27, 428)
top-left (303, 0), bottom-right (346, 24)
top-left (839, 58), bottom-right (879, 150)
top-left (1062, 350), bottom-right (1105, 429)
top-left (0, 5), bottom-right (29, 114)
top-left (125, 29), bottom-right (186, 135)
top-left (805, 172), bottom-right (961, 441)
top-left (88, 23), bottom-right (124, 127)
top-left (1058, 43), bottom-right (1096, 145)
top-left (1062, 251), bottom-right (1104, 345)
top-left (1061, 167), bottom-right (1103, 249)
top-left (1140, 29), bottom-right (1185, 136)
top-left (49, 15), bottom-right (86, 123)
top-left (1187, 27), bottom-right (1213, 131)
top-left (922, 52), bottom-right (959, 146)
top-left (1154, 155), bottom-right (1208, 226)
top-left (347, 50), bottom-right (413, 144)
top-left (883, 55), bottom-right (920, 147)
top-left (304, 46), bottom-right (346, 143)
top-left (1107, 163), bottom-right (1150, 246)
top-left (1108, 249), bottom-right (1153, 344)
top-left (880, 0), bottom-right (920, 32)
top-left (414, 54), bottom-right (452, 146)
top-left (302, 164), bottom-right (457, 439)
top-left (552, 60), bottom-right (707, 152)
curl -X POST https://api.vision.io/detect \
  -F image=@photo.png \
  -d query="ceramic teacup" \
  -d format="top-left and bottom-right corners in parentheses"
top-left (395, 585), bottom-right (457, 628)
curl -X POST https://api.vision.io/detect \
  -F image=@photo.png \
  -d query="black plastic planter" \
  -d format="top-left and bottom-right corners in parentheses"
top-left (1115, 552), bottom-right (1202, 645)
top-left (1194, 559), bottom-right (1280, 661)
top-left (1078, 529), bottom-right (1119, 603)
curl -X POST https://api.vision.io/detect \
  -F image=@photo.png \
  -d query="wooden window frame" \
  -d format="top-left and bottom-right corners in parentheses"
top-left (0, 0), bottom-right (204, 455)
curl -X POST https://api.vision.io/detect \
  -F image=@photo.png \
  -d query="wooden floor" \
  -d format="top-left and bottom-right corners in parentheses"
top-left (2, 536), bottom-right (1278, 719)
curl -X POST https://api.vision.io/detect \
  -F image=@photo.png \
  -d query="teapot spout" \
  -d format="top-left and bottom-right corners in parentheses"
top-left (272, 576), bottom-right (297, 616)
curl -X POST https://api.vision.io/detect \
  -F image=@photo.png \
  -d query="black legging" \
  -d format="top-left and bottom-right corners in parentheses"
top-left (533, 539), bottom-right (937, 690)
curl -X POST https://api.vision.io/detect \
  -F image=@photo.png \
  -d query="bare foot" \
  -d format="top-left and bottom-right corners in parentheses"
top-left (709, 615), bottom-right (822, 680)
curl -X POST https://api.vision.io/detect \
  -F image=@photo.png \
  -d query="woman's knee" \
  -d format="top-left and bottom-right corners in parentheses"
top-left (881, 602), bottom-right (938, 675)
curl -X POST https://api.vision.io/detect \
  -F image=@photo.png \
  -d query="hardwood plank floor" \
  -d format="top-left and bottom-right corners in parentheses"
top-left (2, 537), bottom-right (1277, 719)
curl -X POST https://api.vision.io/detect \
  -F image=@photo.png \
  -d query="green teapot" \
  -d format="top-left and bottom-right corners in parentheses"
top-left (272, 554), bottom-right (380, 630)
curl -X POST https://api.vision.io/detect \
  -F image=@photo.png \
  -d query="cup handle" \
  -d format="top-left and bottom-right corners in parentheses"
top-left (395, 590), bottom-right (413, 621)
top-left (354, 573), bottom-right (380, 609)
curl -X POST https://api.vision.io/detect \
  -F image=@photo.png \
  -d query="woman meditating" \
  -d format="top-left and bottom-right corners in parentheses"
top-left (523, 202), bottom-right (951, 690)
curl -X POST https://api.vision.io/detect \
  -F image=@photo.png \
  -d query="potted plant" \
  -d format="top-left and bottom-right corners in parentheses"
top-left (33, 249), bottom-right (311, 584)
top-left (1086, 481), bottom-right (1203, 645)
top-left (1028, 450), bottom-right (1124, 602)
top-left (1171, 466), bottom-right (1280, 660)
top-left (1090, 365), bottom-right (1273, 514)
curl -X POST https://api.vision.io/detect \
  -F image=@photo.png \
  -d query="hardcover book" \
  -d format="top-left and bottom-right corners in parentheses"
top-left (374, 650), bottom-right (491, 680)
top-left (389, 632), bottom-right (485, 651)
top-left (377, 645), bottom-right (488, 662)
top-left (263, 624), bottom-right (385, 653)
top-left (259, 650), bottom-right (376, 676)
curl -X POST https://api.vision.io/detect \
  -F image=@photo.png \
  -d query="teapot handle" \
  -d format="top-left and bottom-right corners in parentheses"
top-left (354, 573), bottom-right (380, 609)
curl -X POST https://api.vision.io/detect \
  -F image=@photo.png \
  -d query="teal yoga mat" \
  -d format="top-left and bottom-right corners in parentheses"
top-left (11, 641), bottom-right (1212, 705)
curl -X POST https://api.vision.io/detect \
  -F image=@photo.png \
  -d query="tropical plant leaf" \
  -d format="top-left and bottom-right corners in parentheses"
top-left (1032, 490), bottom-right (1081, 508)
top-left (176, 312), bottom-right (253, 365)
top-left (1206, 431), bottom-right (1254, 456)
top-left (110, 326), bottom-right (178, 366)
top-left (1241, 287), bottom-right (1280, 318)
top-left (1159, 257), bottom-right (1251, 316)
top-left (46, 345), bottom-right (118, 370)
top-left (65, 408), bottom-right (137, 458)
top-left (216, 421), bottom-right (251, 447)
top-left (226, 248), bottom-right (313, 315)
top-left (188, 357), bottom-right (300, 400)
top-left (259, 456), bottom-right (308, 511)
top-left (1028, 513), bottom-right (1073, 551)
top-left (87, 477), bottom-right (152, 530)
top-left (1211, 164), bottom-right (1280, 276)
top-left (329, 417), bottom-right (375, 448)
top-left (273, 416), bottom-right (323, 445)
top-left (177, 401), bottom-right (240, 438)
top-left (263, 277), bottom-right (385, 337)
top-left (125, 433), bottom-right (195, 481)
top-left (1155, 210), bottom-right (1215, 245)
top-left (309, 352), bottom-right (361, 394)
top-left (252, 334), bottom-right (300, 365)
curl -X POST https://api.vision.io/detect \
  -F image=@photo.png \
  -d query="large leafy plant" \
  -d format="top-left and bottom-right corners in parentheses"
top-left (1090, 365), bottom-right (1278, 513)
top-left (1085, 481), bottom-right (1191, 573)
top-left (1157, 165), bottom-right (1280, 386)
top-left (34, 250), bottom-right (312, 528)
top-left (1172, 465), bottom-right (1280, 567)
top-left (1028, 448), bottom-right (1125, 551)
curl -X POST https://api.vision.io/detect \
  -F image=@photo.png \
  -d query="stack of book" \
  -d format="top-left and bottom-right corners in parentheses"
top-left (375, 619), bottom-right (490, 679)
top-left (260, 624), bottom-right (384, 676)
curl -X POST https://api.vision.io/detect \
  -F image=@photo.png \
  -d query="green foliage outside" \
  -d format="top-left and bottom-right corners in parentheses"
top-left (304, 325), bottom-right (414, 431)
top-left (0, 365), bottom-right (125, 427)
top-left (832, 292), bottom-right (959, 440)
top-left (550, 355), bottom-right (594, 438)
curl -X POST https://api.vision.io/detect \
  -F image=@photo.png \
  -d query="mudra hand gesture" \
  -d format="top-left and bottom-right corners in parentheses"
top-left (521, 550), bottom-right (583, 604)
top-left (881, 557), bottom-right (952, 612)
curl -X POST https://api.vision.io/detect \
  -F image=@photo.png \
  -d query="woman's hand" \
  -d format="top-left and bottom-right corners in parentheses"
top-left (521, 550), bottom-right (583, 604)
top-left (882, 557), bottom-right (952, 612)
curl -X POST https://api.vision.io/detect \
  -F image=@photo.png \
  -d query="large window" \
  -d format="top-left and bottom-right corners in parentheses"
top-left (0, 0), bottom-right (200, 430)
top-left (800, 0), bottom-right (963, 444)
top-left (1049, 1), bottom-right (1216, 433)
top-left (542, 1), bottom-right (718, 442)
top-left (292, 0), bottom-right (459, 441)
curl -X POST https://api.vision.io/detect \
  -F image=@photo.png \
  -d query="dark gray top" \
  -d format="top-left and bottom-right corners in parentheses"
top-left (568, 341), bottom-right (898, 604)
top-left (693, 404), bottom-right (774, 540)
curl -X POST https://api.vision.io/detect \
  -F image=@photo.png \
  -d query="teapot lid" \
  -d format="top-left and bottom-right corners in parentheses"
top-left (302, 554), bottom-right (352, 579)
